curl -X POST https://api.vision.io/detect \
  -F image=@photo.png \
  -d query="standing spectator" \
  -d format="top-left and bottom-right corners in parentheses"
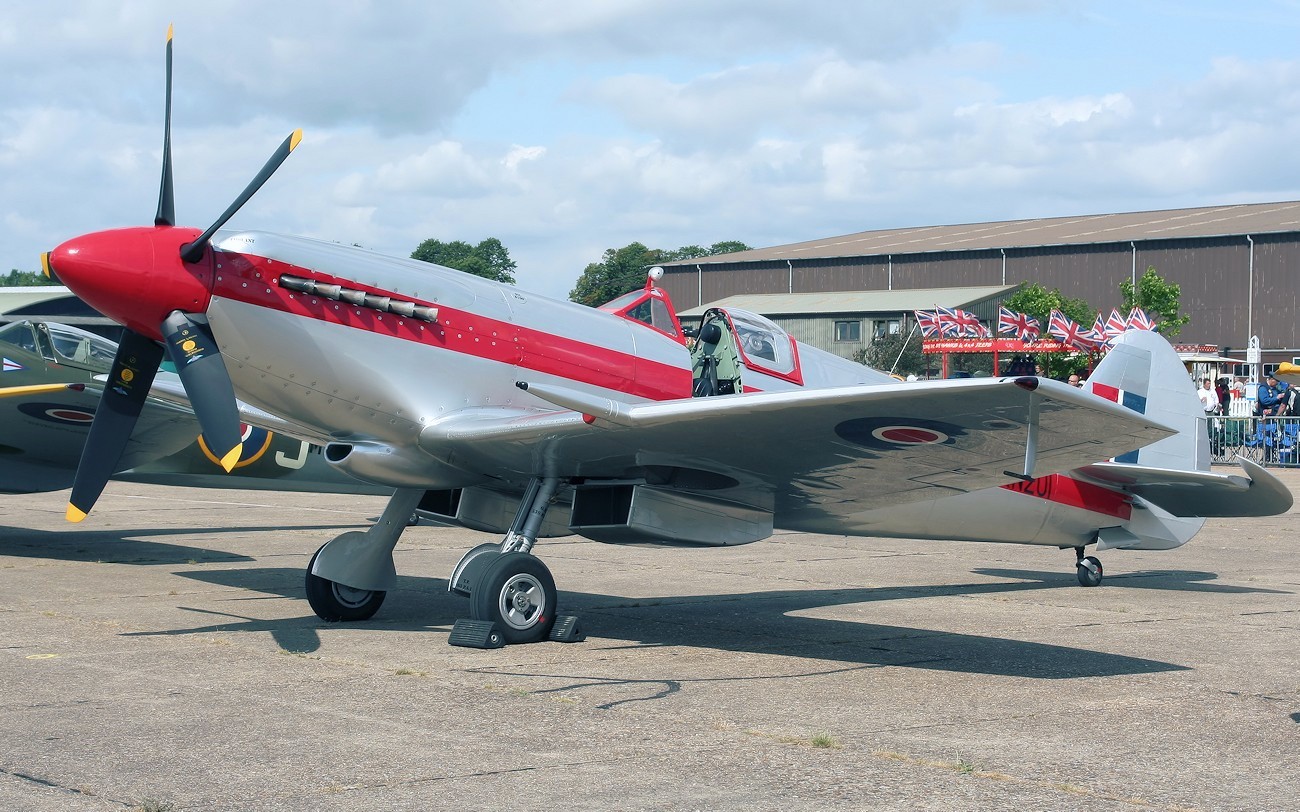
top-left (1216, 377), bottom-right (1231, 414)
top-left (1231, 377), bottom-right (1246, 400)
top-left (1067, 374), bottom-right (1083, 387)
top-left (1198, 378), bottom-right (1219, 415)
top-left (1257, 374), bottom-right (1286, 416)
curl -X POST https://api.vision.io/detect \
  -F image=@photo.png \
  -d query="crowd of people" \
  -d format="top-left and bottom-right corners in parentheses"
top-left (1197, 373), bottom-right (1295, 417)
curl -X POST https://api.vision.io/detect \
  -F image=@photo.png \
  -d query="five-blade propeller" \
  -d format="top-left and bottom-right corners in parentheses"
top-left (54, 25), bottom-right (301, 522)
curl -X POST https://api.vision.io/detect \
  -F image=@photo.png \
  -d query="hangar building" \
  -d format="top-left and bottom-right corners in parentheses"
top-left (659, 200), bottom-right (1300, 367)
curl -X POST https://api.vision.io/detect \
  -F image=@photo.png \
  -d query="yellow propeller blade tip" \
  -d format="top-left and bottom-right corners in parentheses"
top-left (219, 444), bottom-right (244, 473)
top-left (40, 252), bottom-right (51, 279)
top-left (66, 504), bottom-right (88, 523)
top-left (167, 23), bottom-right (173, 41)
top-left (290, 129), bottom-right (303, 151)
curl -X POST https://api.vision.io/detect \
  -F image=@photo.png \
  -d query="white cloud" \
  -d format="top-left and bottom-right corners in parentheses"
top-left (3, 1), bottom-right (1300, 301)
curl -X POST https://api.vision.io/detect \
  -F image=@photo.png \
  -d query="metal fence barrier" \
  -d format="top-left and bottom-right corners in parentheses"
top-left (1205, 416), bottom-right (1300, 467)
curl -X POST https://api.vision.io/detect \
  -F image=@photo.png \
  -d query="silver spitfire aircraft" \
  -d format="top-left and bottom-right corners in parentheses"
top-left (41, 30), bottom-right (1292, 644)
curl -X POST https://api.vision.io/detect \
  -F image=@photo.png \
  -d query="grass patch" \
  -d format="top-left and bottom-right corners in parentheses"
top-left (746, 729), bottom-right (841, 749)
top-left (394, 667), bottom-right (427, 677)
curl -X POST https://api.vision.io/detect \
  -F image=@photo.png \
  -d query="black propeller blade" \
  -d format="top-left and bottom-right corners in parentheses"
top-left (58, 25), bottom-right (301, 522)
top-left (160, 311), bottom-right (243, 470)
top-left (154, 24), bottom-right (175, 228)
top-left (66, 331), bottom-right (164, 522)
top-left (179, 128), bottom-right (302, 263)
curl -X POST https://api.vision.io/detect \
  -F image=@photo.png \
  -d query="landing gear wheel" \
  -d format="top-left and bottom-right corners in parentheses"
top-left (305, 544), bottom-right (386, 621)
top-left (1076, 555), bottom-right (1103, 587)
top-left (469, 552), bottom-right (557, 644)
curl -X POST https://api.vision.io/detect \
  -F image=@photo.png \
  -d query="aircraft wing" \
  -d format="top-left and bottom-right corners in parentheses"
top-left (421, 376), bottom-right (1175, 524)
top-left (144, 374), bottom-right (337, 446)
top-left (0, 382), bottom-right (198, 493)
top-left (1073, 457), bottom-right (1293, 517)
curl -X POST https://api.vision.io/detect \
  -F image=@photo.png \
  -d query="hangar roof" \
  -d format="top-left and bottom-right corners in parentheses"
top-left (663, 200), bottom-right (1300, 266)
top-left (676, 285), bottom-right (1016, 318)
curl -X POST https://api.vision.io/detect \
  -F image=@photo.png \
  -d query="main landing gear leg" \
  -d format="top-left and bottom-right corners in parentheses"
top-left (449, 477), bottom-right (561, 644)
top-left (1074, 546), bottom-right (1103, 587)
top-left (306, 488), bottom-right (425, 621)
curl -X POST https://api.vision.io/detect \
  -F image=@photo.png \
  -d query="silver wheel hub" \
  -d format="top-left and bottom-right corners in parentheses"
top-left (498, 573), bottom-right (546, 630)
top-left (332, 582), bottom-right (374, 609)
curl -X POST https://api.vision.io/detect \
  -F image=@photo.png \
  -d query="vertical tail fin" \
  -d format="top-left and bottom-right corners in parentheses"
top-left (1085, 330), bottom-right (1207, 472)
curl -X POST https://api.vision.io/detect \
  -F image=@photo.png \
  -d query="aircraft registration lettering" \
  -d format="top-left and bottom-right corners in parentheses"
top-left (275, 440), bottom-right (309, 469)
top-left (1001, 474), bottom-right (1131, 519)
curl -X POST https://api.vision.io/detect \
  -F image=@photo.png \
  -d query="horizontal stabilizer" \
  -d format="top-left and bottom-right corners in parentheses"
top-left (1074, 457), bottom-right (1293, 517)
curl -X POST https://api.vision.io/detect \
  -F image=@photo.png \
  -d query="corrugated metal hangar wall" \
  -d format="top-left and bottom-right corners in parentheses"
top-left (659, 203), bottom-right (1300, 357)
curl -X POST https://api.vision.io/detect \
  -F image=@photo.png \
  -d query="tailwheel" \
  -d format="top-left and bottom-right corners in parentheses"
top-left (1076, 554), bottom-right (1103, 587)
top-left (470, 552), bottom-right (557, 644)
top-left (305, 544), bottom-right (386, 621)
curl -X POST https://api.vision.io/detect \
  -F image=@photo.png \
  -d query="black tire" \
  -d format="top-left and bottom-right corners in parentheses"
top-left (305, 544), bottom-right (386, 621)
top-left (469, 552), bottom-right (557, 644)
top-left (1076, 555), bottom-right (1103, 587)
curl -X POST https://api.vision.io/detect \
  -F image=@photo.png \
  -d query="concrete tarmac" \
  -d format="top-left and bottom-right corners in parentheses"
top-left (1, 473), bottom-right (1297, 811)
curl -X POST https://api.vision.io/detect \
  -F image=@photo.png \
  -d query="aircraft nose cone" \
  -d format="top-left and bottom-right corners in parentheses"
top-left (48, 226), bottom-right (213, 340)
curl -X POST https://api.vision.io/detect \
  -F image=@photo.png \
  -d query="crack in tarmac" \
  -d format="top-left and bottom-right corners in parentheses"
top-left (0, 764), bottom-right (129, 808)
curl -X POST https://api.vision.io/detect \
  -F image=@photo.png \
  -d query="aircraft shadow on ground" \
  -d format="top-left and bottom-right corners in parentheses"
top-left (972, 568), bottom-right (1293, 595)
top-left (0, 524), bottom-right (362, 565)
top-left (131, 565), bottom-right (1218, 681)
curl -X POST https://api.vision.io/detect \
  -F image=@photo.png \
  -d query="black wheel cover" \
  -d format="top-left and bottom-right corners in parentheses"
top-left (305, 543), bottom-right (386, 621)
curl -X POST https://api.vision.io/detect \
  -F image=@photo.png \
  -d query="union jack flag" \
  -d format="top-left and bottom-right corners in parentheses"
top-left (950, 308), bottom-right (986, 337)
top-left (914, 309), bottom-right (941, 338)
top-left (1089, 312), bottom-right (1108, 346)
top-left (1126, 307), bottom-right (1156, 331)
top-left (1048, 309), bottom-right (1099, 350)
top-left (934, 305), bottom-right (963, 337)
top-left (1105, 308), bottom-right (1128, 340)
top-left (998, 307), bottom-right (1041, 341)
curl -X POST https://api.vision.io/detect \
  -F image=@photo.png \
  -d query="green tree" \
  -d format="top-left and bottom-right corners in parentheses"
top-left (854, 328), bottom-right (925, 376)
top-left (2, 269), bottom-right (50, 287)
top-left (1121, 265), bottom-right (1189, 338)
top-left (1002, 281), bottom-right (1094, 328)
top-left (662, 241), bottom-right (751, 262)
top-left (570, 242), bottom-right (664, 306)
top-left (410, 237), bottom-right (517, 284)
top-left (569, 240), bottom-right (752, 307)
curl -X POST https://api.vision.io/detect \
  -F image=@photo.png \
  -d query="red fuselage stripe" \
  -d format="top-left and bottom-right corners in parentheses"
top-left (1000, 473), bottom-right (1132, 519)
top-left (210, 253), bottom-right (694, 401)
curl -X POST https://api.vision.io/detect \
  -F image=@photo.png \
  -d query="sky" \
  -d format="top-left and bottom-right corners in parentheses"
top-left (3, 1), bottom-right (1299, 300)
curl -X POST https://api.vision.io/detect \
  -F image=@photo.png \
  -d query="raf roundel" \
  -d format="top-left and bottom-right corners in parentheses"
top-left (834, 416), bottom-right (965, 450)
top-left (17, 402), bottom-right (96, 426)
top-left (870, 425), bottom-right (950, 445)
